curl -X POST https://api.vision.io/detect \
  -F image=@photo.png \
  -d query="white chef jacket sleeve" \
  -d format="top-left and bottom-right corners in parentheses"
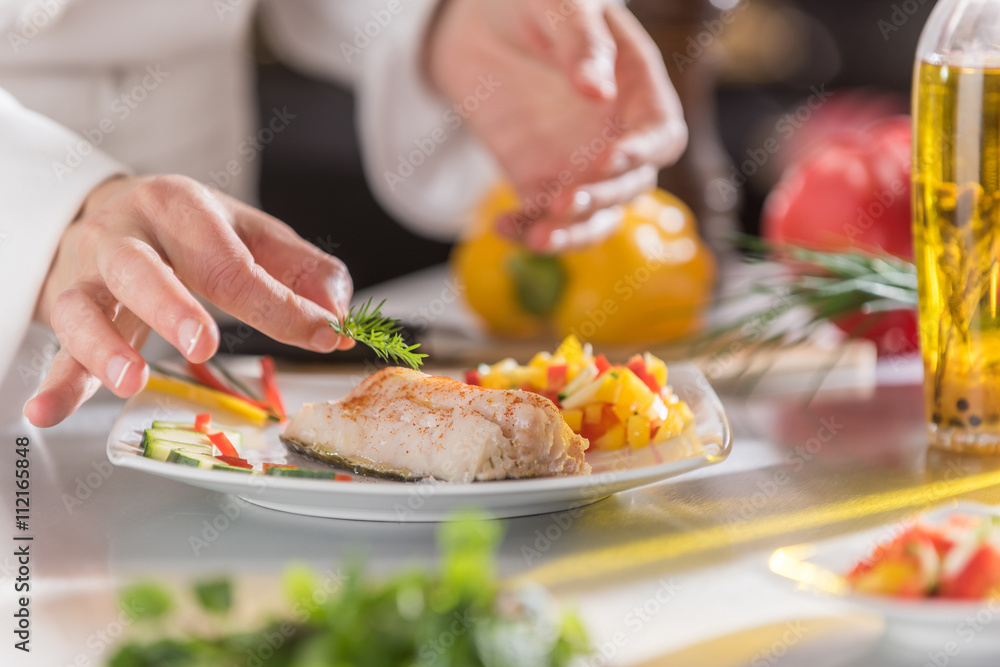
top-left (0, 87), bottom-right (129, 385)
top-left (258, 0), bottom-right (498, 240)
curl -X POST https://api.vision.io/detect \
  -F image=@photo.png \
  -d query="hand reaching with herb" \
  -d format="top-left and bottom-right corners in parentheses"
top-left (25, 174), bottom-right (355, 427)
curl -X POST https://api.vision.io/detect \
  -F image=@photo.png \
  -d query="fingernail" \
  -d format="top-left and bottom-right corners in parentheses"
top-left (604, 151), bottom-right (630, 176)
top-left (546, 229), bottom-right (571, 253)
top-left (107, 356), bottom-right (132, 390)
top-left (310, 324), bottom-right (341, 352)
top-left (581, 57), bottom-right (616, 97)
top-left (178, 319), bottom-right (204, 357)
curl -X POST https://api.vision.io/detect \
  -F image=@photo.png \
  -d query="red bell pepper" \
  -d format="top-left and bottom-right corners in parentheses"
top-left (260, 356), bottom-right (287, 421)
top-left (547, 364), bottom-right (568, 391)
top-left (194, 413), bottom-right (212, 433)
top-left (207, 431), bottom-right (240, 458)
top-left (188, 361), bottom-right (269, 411)
top-left (626, 356), bottom-right (661, 393)
top-left (216, 455), bottom-right (252, 470)
top-left (594, 354), bottom-right (611, 374)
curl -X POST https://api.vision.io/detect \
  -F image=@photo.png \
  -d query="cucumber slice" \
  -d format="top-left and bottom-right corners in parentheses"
top-left (151, 420), bottom-right (202, 430)
top-left (144, 427), bottom-right (243, 452)
top-left (165, 450), bottom-right (208, 467)
top-left (212, 463), bottom-right (253, 474)
top-left (264, 467), bottom-right (337, 479)
top-left (151, 421), bottom-right (244, 439)
top-left (142, 437), bottom-right (211, 462)
top-left (165, 450), bottom-right (251, 473)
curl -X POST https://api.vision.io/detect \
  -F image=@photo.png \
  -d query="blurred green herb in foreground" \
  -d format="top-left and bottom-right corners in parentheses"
top-left (108, 513), bottom-right (589, 667)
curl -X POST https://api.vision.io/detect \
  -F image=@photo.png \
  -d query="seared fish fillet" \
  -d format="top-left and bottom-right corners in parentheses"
top-left (281, 367), bottom-right (590, 482)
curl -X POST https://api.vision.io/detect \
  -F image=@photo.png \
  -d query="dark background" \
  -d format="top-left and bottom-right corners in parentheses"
top-left (253, 0), bottom-right (939, 291)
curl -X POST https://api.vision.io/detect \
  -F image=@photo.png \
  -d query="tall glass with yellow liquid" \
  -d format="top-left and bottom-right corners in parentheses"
top-left (913, 0), bottom-right (1000, 452)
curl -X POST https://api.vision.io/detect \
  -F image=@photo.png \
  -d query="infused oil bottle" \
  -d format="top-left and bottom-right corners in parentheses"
top-left (913, 0), bottom-right (1000, 451)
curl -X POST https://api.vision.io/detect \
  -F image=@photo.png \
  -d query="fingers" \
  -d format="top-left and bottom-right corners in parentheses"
top-left (535, 0), bottom-right (618, 100)
top-left (559, 163), bottom-right (659, 225)
top-left (48, 282), bottom-right (149, 397)
top-left (234, 208), bottom-right (354, 318)
top-left (96, 237), bottom-right (219, 363)
top-left (24, 303), bottom-right (150, 428)
top-left (499, 164), bottom-right (657, 252)
top-left (518, 206), bottom-right (625, 254)
top-left (605, 3), bottom-right (687, 165)
top-left (23, 349), bottom-right (105, 428)
top-left (233, 206), bottom-right (356, 350)
top-left (134, 180), bottom-right (348, 354)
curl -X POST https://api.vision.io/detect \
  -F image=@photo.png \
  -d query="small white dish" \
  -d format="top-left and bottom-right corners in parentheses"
top-left (107, 362), bottom-right (732, 522)
top-left (769, 501), bottom-right (1000, 662)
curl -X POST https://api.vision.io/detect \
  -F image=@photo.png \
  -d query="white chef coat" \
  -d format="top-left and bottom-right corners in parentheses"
top-left (0, 0), bottom-right (498, 410)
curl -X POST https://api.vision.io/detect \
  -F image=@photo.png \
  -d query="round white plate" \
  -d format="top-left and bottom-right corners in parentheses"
top-left (769, 501), bottom-right (1000, 662)
top-left (107, 362), bottom-right (732, 522)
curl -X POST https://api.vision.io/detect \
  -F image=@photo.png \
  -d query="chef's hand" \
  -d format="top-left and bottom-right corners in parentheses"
top-left (427, 0), bottom-right (686, 252)
top-left (25, 175), bottom-right (354, 427)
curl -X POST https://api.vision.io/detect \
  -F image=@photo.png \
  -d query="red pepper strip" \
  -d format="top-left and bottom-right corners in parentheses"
top-left (626, 357), bottom-right (661, 393)
top-left (547, 364), bottom-right (568, 391)
top-left (187, 362), bottom-right (270, 411)
top-left (194, 413), bottom-right (212, 433)
top-left (216, 455), bottom-right (253, 469)
top-left (334, 473), bottom-right (353, 482)
top-left (207, 431), bottom-right (240, 458)
top-left (594, 354), bottom-right (611, 374)
top-left (260, 356), bottom-right (287, 421)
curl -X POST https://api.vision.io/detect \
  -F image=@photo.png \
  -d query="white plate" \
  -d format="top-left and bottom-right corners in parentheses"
top-left (769, 501), bottom-right (1000, 661)
top-left (107, 362), bottom-right (732, 522)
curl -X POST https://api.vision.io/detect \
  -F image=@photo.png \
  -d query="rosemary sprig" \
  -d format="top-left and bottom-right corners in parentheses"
top-left (328, 298), bottom-right (427, 370)
top-left (676, 237), bottom-right (919, 394)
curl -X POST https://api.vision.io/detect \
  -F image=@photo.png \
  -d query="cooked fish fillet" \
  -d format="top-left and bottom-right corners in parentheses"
top-left (281, 367), bottom-right (590, 483)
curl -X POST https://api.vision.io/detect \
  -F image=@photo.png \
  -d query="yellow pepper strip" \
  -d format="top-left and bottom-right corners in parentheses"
top-left (144, 376), bottom-right (271, 425)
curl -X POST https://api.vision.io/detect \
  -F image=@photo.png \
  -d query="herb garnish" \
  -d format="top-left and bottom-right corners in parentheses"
top-left (328, 298), bottom-right (427, 369)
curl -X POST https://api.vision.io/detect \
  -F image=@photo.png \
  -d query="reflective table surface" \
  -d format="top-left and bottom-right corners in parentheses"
top-left (5, 266), bottom-right (1000, 667)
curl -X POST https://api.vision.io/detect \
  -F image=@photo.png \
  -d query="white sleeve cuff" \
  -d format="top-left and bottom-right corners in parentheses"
top-left (0, 88), bottom-right (129, 385)
top-left (356, 0), bottom-right (497, 240)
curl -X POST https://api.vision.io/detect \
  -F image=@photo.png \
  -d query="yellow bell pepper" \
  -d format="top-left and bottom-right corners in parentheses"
top-left (451, 184), bottom-right (717, 343)
top-left (144, 376), bottom-right (272, 425)
top-left (627, 414), bottom-right (652, 449)
top-left (654, 408), bottom-right (687, 443)
top-left (594, 423), bottom-right (627, 450)
top-left (562, 409), bottom-right (584, 433)
top-left (594, 374), bottom-right (623, 404)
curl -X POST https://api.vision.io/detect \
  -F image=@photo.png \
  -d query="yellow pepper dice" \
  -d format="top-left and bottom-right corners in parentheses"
top-left (644, 352), bottom-right (668, 388)
top-left (583, 404), bottom-right (604, 425)
top-left (451, 184), bottom-right (716, 343)
top-left (562, 409), bottom-right (584, 433)
top-left (626, 414), bottom-right (652, 449)
top-left (654, 409), bottom-right (687, 443)
top-left (594, 423), bottom-right (627, 450)
top-left (594, 374), bottom-right (623, 403)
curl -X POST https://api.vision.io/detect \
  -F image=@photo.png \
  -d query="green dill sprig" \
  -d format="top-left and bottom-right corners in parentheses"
top-left (328, 298), bottom-right (427, 370)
